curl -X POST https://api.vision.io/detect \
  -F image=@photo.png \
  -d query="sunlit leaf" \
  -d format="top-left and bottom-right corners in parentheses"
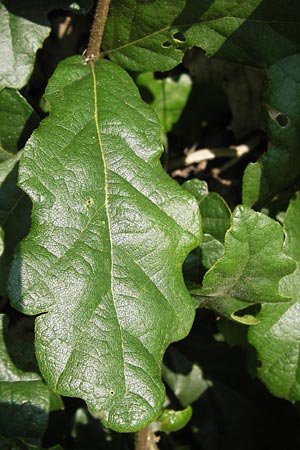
top-left (191, 206), bottom-right (295, 320)
top-left (249, 194), bottom-right (300, 401)
top-left (8, 56), bottom-right (200, 432)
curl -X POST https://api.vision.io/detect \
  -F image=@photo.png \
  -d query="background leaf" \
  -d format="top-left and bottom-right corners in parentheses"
top-left (0, 87), bottom-right (39, 294)
top-left (249, 193), bottom-right (300, 401)
top-left (103, 0), bottom-right (300, 72)
top-left (0, 89), bottom-right (39, 159)
top-left (242, 54), bottom-right (300, 206)
top-left (191, 206), bottom-right (295, 320)
top-left (184, 179), bottom-right (230, 242)
top-left (163, 347), bottom-right (212, 407)
top-left (0, 314), bottom-right (50, 445)
top-left (183, 180), bottom-right (229, 280)
top-left (136, 72), bottom-right (192, 141)
top-left (0, 0), bottom-right (92, 89)
top-left (8, 56), bottom-right (200, 432)
top-left (0, 154), bottom-right (31, 295)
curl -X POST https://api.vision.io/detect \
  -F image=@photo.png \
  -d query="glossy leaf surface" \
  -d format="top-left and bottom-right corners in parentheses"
top-left (249, 194), bottom-right (300, 401)
top-left (136, 72), bottom-right (192, 138)
top-left (163, 347), bottom-right (212, 407)
top-left (8, 56), bottom-right (200, 432)
top-left (191, 206), bottom-right (295, 321)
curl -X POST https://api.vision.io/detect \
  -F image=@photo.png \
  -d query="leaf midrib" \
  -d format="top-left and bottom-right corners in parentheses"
top-left (90, 62), bottom-right (126, 390)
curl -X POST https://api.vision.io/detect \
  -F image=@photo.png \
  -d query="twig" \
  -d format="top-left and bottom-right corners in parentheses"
top-left (85, 0), bottom-right (111, 63)
top-left (135, 426), bottom-right (160, 450)
top-left (169, 143), bottom-right (251, 171)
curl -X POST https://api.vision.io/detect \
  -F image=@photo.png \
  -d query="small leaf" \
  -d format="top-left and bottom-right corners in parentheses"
top-left (8, 56), bottom-right (200, 432)
top-left (136, 72), bottom-right (192, 138)
top-left (0, 314), bottom-right (50, 442)
top-left (191, 206), bottom-right (295, 320)
top-left (200, 234), bottom-right (224, 270)
top-left (242, 162), bottom-right (270, 208)
top-left (158, 405), bottom-right (192, 432)
top-left (230, 311), bottom-right (259, 326)
top-left (184, 179), bottom-right (230, 242)
top-left (198, 193), bottom-right (231, 243)
top-left (183, 179), bottom-right (208, 204)
top-left (249, 194), bottom-right (300, 401)
top-left (103, 0), bottom-right (300, 72)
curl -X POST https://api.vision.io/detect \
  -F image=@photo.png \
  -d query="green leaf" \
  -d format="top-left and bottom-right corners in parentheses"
top-left (184, 179), bottom-right (230, 242)
top-left (163, 347), bottom-right (212, 407)
top-left (136, 72), bottom-right (192, 139)
top-left (242, 162), bottom-right (270, 208)
top-left (248, 194), bottom-right (300, 401)
top-left (0, 88), bottom-right (39, 157)
top-left (0, 153), bottom-right (31, 295)
top-left (103, 0), bottom-right (300, 72)
top-left (8, 56), bottom-right (200, 432)
top-left (183, 179), bottom-right (208, 204)
top-left (0, 314), bottom-right (50, 442)
top-left (262, 54), bottom-right (300, 193)
top-left (191, 206), bottom-right (295, 320)
top-left (0, 0), bottom-right (92, 89)
top-left (158, 405), bottom-right (192, 432)
top-left (200, 234), bottom-right (224, 270)
top-left (198, 193), bottom-right (230, 243)
top-left (244, 54), bottom-right (300, 205)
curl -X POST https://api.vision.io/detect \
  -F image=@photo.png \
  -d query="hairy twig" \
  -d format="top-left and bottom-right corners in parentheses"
top-left (85, 0), bottom-right (111, 63)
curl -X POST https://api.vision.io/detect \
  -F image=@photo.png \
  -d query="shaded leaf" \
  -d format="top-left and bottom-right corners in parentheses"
top-left (0, 153), bottom-right (31, 295)
top-left (0, 0), bottom-right (92, 89)
top-left (183, 180), bottom-right (228, 280)
top-left (0, 314), bottom-right (50, 443)
top-left (0, 88), bottom-right (39, 158)
top-left (163, 347), bottom-right (212, 407)
top-left (183, 48), bottom-right (265, 140)
top-left (191, 206), bottom-right (295, 320)
top-left (249, 194), bottom-right (300, 401)
top-left (184, 179), bottom-right (230, 242)
top-left (103, 0), bottom-right (300, 72)
top-left (136, 72), bottom-right (192, 140)
top-left (200, 234), bottom-right (224, 270)
top-left (245, 54), bottom-right (300, 205)
top-left (8, 56), bottom-right (200, 432)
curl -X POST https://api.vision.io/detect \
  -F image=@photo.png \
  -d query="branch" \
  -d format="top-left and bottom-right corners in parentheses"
top-left (169, 143), bottom-right (251, 171)
top-left (135, 426), bottom-right (160, 450)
